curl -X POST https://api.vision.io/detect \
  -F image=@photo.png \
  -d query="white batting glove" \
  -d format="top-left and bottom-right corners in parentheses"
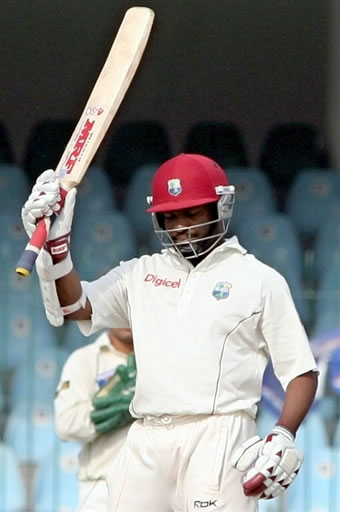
top-left (22, 169), bottom-right (61, 238)
top-left (22, 169), bottom-right (77, 263)
top-left (231, 425), bottom-right (303, 500)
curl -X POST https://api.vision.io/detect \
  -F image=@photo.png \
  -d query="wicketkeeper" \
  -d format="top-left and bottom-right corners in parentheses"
top-left (55, 328), bottom-right (135, 512)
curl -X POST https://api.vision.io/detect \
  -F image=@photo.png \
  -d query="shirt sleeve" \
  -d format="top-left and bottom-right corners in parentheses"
top-left (54, 348), bottom-right (98, 443)
top-left (259, 266), bottom-right (317, 390)
top-left (77, 259), bottom-right (138, 336)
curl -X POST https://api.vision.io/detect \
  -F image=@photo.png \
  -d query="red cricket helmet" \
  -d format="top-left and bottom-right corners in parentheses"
top-left (146, 154), bottom-right (235, 259)
top-left (146, 153), bottom-right (230, 213)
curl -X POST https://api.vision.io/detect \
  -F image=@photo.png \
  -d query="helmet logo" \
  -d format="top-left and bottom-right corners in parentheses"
top-left (168, 178), bottom-right (182, 196)
top-left (212, 281), bottom-right (232, 300)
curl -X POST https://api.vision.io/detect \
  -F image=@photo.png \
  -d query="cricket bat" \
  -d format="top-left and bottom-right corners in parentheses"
top-left (16, 6), bottom-right (155, 277)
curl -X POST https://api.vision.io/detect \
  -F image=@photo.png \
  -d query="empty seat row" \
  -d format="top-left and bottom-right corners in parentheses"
top-left (1, 119), bottom-right (329, 200)
top-left (1, 165), bottom-right (340, 337)
top-left (2, 161), bottom-right (340, 245)
top-left (0, 435), bottom-right (81, 512)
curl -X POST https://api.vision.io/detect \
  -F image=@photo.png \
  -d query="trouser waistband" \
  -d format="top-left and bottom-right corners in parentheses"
top-left (141, 413), bottom-right (215, 428)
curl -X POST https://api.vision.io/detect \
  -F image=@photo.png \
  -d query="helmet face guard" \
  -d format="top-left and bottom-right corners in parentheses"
top-left (150, 188), bottom-right (234, 258)
top-left (146, 153), bottom-right (235, 259)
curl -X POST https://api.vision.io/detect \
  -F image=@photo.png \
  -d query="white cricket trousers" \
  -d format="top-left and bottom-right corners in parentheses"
top-left (107, 412), bottom-right (259, 512)
top-left (77, 479), bottom-right (108, 512)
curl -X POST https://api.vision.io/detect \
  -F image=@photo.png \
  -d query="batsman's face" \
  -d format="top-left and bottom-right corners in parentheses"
top-left (162, 204), bottom-right (215, 244)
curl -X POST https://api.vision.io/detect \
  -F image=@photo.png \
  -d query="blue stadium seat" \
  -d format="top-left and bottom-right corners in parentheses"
top-left (182, 121), bottom-right (248, 168)
top-left (0, 271), bottom-right (56, 370)
top-left (3, 400), bottom-right (57, 465)
top-left (123, 164), bottom-right (160, 253)
top-left (145, 232), bottom-right (163, 255)
top-left (0, 379), bottom-right (4, 416)
top-left (314, 215), bottom-right (340, 285)
top-left (313, 262), bottom-right (340, 336)
top-left (326, 347), bottom-right (340, 399)
top-left (0, 212), bottom-right (28, 278)
top-left (258, 123), bottom-right (327, 209)
top-left (9, 345), bottom-right (69, 404)
top-left (328, 448), bottom-right (340, 512)
top-left (287, 410), bottom-right (333, 512)
top-left (74, 165), bottom-right (117, 219)
top-left (0, 441), bottom-right (26, 511)
top-left (61, 320), bottom-right (97, 353)
top-left (72, 210), bottom-right (137, 280)
top-left (333, 417), bottom-right (340, 448)
top-left (237, 213), bottom-right (307, 323)
top-left (0, 165), bottom-right (30, 214)
top-left (285, 168), bottom-right (340, 241)
top-left (104, 120), bottom-right (171, 200)
top-left (227, 167), bottom-right (277, 233)
top-left (34, 439), bottom-right (82, 512)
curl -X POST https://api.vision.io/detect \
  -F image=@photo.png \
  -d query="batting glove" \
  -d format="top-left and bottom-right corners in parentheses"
top-left (22, 169), bottom-right (77, 263)
top-left (22, 169), bottom-right (61, 237)
top-left (231, 425), bottom-right (303, 500)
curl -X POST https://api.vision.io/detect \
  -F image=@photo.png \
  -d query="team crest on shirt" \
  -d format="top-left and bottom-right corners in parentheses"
top-left (212, 281), bottom-right (232, 300)
top-left (168, 178), bottom-right (182, 196)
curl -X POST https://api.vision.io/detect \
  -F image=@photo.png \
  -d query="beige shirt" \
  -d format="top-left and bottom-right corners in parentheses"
top-left (78, 237), bottom-right (317, 419)
top-left (54, 331), bottom-right (131, 481)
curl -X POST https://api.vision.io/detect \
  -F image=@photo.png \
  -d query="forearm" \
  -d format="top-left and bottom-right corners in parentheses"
top-left (56, 267), bottom-right (92, 320)
top-left (55, 401), bottom-right (97, 442)
top-left (277, 370), bottom-right (318, 435)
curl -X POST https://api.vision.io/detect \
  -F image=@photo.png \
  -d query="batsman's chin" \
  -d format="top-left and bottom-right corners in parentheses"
top-left (175, 240), bottom-right (202, 258)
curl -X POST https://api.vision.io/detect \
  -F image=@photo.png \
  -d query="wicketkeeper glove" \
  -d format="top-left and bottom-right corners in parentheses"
top-left (90, 353), bottom-right (136, 434)
top-left (231, 425), bottom-right (303, 500)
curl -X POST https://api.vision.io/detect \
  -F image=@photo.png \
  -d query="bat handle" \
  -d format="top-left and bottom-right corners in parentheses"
top-left (15, 217), bottom-right (51, 276)
top-left (15, 188), bottom-right (68, 277)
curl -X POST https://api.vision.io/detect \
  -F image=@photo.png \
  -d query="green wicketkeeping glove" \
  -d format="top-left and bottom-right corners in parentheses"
top-left (90, 353), bottom-right (136, 434)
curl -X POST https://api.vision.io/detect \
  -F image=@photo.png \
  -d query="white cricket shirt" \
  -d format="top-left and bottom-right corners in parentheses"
top-left (54, 331), bottom-right (130, 480)
top-left (78, 237), bottom-right (317, 419)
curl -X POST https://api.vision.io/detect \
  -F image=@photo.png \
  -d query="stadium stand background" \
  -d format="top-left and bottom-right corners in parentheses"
top-left (1, 1), bottom-right (340, 511)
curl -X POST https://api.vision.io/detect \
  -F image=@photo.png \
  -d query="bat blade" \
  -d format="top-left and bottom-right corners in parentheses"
top-left (16, 7), bottom-right (154, 277)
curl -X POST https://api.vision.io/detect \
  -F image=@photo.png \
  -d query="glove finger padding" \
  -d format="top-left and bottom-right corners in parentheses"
top-left (232, 426), bottom-right (303, 500)
top-left (92, 389), bottom-right (133, 410)
top-left (91, 401), bottom-right (131, 423)
top-left (116, 364), bottom-right (129, 383)
top-left (22, 169), bottom-right (61, 237)
top-left (92, 410), bottom-right (133, 434)
top-left (231, 435), bottom-right (262, 471)
top-left (91, 356), bottom-right (136, 434)
top-left (47, 187), bottom-right (77, 241)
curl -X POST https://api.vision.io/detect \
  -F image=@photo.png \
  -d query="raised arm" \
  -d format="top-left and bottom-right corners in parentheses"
top-left (21, 169), bottom-right (92, 325)
top-left (56, 268), bottom-right (92, 321)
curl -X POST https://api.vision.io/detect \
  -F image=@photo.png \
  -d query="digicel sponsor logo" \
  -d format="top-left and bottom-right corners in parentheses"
top-left (144, 273), bottom-right (181, 288)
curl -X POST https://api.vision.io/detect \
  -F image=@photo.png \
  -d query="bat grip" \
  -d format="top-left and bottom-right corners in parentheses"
top-left (15, 188), bottom-right (68, 277)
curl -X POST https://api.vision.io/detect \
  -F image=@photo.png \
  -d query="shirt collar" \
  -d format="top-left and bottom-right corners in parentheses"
top-left (95, 331), bottom-right (123, 357)
top-left (162, 236), bottom-right (247, 270)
